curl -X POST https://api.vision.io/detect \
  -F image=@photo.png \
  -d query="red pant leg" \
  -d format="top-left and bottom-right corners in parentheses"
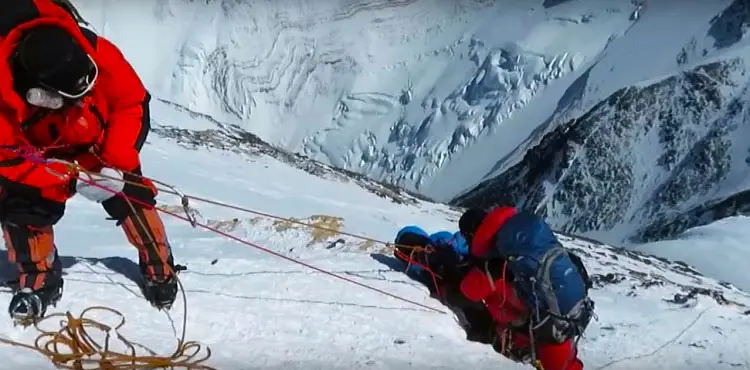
top-left (536, 338), bottom-right (583, 370)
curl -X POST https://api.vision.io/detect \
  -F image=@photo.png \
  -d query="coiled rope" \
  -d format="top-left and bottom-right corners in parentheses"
top-left (0, 151), bottom-right (446, 369)
top-left (0, 159), bottom-right (216, 369)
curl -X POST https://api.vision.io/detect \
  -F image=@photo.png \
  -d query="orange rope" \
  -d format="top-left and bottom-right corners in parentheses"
top-left (0, 306), bottom-right (214, 369)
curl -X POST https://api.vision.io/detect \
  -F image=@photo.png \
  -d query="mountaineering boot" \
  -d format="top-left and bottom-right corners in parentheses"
top-left (119, 207), bottom-right (178, 309)
top-left (1, 223), bottom-right (64, 324)
top-left (143, 275), bottom-right (178, 310)
top-left (8, 280), bottom-right (63, 325)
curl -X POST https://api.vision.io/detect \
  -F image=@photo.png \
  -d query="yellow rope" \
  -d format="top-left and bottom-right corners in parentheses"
top-left (0, 158), bottom-right (441, 369)
top-left (0, 162), bottom-right (214, 369)
top-left (0, 305), bottom-right (214, 369)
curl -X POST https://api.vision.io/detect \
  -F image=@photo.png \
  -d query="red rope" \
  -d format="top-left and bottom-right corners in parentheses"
top-left (393, 249), bottom-right (443, 298)
top-left (71, 168), bottom-right (446, 314)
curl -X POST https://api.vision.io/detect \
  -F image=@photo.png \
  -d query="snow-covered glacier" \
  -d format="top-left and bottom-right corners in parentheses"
top-left (35, 0), bottom-right (750, 344)
top-left (453, 0), bottom-right (750, 246)
top-left (72, 0), bottom-right (641, 198)
top-left (72, 0), bottom-right (750, 256)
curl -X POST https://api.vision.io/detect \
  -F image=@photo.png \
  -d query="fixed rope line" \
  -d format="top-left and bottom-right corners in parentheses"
top-left (71, 160), bottom-right (436, 255)
top-left (70, 166), bottom-right (445, 314)
top-left (0, 151), bottom-right (446, 369)
top-left (4, 146), bottom-right (436, 255)
top-left (592, 307), bottom-right (711, 370)
top-left (4, 148), bottom-right (444, 312)
top-left (0, 150), bottom-right (215, 369)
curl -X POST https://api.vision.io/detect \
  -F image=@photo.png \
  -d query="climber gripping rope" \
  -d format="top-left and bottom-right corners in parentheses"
top-left (0, 0), bottom-right (179, 324)
top-left (392, 226), bottom-right (469, 293)
top-left (392, 225), bottom-right (500, 344)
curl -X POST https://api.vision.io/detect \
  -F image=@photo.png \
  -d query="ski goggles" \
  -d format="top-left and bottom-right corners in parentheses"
top-left (37, 54), bottom-right (99, 100)
top-left (25, 54), bottom-right (98, 109)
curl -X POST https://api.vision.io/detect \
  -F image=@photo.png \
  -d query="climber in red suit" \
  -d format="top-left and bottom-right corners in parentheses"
top-left (0, 0), bottom-right (178, 323)
top-left (440, 207), bottom-right (588, 370)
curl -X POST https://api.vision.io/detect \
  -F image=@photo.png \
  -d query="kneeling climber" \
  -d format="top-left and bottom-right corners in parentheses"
top-left (393, 225), bottom-right (468, 293)
top-left (392, 225), bottom-right (496, 345)
top-left (0, 0), bottom-right (179, 324)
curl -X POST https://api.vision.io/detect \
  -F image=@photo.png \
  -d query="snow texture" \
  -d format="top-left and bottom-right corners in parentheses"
top-left (8, 1), bottom-right (746, 366)
top-left (72, 0), bottom-right (750, 252)
top-left (0, 126), bottom-right (749, 369)
top-left (634, 215), bottom-right (750, 292)
top-left (452, 0), bottom-right (750, 248)
top-left (69, 0), bottom-right (641, 200)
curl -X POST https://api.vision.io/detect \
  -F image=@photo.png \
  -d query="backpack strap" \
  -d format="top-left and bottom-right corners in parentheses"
top-left (533, 247), bottom-right (596, 343)
top-left (533, 245), bottom-right (567, 316)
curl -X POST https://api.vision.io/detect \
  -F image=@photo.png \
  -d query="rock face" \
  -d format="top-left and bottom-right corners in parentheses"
top-left (452, 58), bottom-right (750, 244)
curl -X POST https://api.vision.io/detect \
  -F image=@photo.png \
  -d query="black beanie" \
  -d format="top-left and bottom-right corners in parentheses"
top-left (13, 25), bottom-right (93, 95)
top-left (458, 208), bottom-right (487, 239)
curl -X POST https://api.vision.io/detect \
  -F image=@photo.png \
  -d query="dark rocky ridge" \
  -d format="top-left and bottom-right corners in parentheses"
top-left (451, 58), bottom-right (750, 243)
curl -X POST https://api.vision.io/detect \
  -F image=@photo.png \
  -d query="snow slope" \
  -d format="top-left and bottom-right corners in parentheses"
top-left (68, 0), bottom-right (649, 200)
top-left (66, 0), bottom-right (750, 249)
top-left (633, 216), bottom-right (750, 292)
top-left (72, 0), bottom-right (750, 247)
top-left (0, 128), bottom-right (748, 368)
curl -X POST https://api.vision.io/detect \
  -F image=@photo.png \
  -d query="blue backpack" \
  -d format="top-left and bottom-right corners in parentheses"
top-left (448, 231), bottom-right (469, 256)
top-left (489, 212), bottom-right (594, 343)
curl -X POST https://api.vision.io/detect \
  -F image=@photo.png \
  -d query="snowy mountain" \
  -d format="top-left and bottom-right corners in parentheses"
top-left (453, 56), bottom-right (750, 243)
top-left (1, 124), bottom-right (749, 369)
top-left (4, 1), bottom-right (750, 364)
top-left (70, 0), bottom-right (642, 198)
top-left (70, 0), bottom-right (750, 252)
top-left (448, 0), bottom-right (750, 246)
top-left (633, 215), bottom-right (750, 292)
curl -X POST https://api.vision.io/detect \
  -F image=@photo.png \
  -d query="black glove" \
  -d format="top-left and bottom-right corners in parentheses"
top-left (463, 306), bottom-right (496, 344)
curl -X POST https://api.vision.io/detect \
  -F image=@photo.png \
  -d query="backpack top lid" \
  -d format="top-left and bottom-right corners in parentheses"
top-left (451, 232), bottom-right (469, 256)
top-left (427, 230), bottom-right (469, 258)
top-left (491, 211), bottom-right (558, 259)
top-left (490, 212), bottom-right (588, 316)
top-left (395, 225), bottom-right (427, 241)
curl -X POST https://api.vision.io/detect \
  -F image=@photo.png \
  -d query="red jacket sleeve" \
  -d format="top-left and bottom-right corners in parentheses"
top-left (0, 113), bottom-right (73, 191)
top-left (94, 37), bottom-right (150, 172)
